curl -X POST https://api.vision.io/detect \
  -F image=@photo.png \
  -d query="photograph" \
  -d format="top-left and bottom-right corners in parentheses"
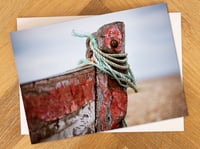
top-left (10, 3), bottom-right (187, 144)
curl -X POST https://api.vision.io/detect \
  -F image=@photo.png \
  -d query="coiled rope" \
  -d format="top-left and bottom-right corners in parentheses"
top-left (72, 30), bottom-right (138, 92)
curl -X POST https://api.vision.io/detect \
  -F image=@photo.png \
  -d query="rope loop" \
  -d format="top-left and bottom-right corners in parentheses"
top-left (72, 30), bottom-right (137, 92)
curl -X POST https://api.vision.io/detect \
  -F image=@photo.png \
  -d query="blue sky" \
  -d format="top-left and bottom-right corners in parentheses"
top-left (11, 3), bottom-right (180, 84)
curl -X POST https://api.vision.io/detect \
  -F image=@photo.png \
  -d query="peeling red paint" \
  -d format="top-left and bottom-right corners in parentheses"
top-left (21, 66), bottom-right (127, 132)
top-left (110, 89), bottom-right (127, 129)
top-left (96, 71), bottom-right (127, 131)
top-left (103, 25), bottom-right (123, 53)
top-left (21, 67), bottom-right (96, 124)
top-left (20, 22), bottom-right (129, 143)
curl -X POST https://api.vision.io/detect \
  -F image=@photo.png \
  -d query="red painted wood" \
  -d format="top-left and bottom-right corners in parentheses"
top-left (21, 66), bottom-right (95, 126)
top-left (93, 22), bottom-right (127, 131)
top-left (96, 70), bottom-right (127, 131)
top-left (20, 22), bottom-right (128, 143)
top-left (104, 25), bottom-right (123, 53)
top-left (21, 65), bottom-right (127, 143)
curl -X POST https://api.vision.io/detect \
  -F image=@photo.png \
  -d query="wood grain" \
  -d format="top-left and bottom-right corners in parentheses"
top-left (0, 0), bottom-right (200, 148)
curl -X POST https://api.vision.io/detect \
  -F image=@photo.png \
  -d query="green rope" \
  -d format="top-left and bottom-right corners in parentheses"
top-left (122, 119), bottom-right (127, 127)
top-left (72, 30), bottom-right (138, 92)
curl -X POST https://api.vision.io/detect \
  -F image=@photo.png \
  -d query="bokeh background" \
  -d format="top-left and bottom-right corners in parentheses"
top-left (11, 3), bottom-right (180, 84)
top-left (10, 3), bottom-right (187, 126)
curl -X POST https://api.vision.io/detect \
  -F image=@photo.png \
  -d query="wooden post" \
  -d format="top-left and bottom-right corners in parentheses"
top-left (91, 22), bottom-right (127, 131)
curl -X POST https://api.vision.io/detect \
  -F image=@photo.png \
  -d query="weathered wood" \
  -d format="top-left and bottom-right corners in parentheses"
top-left (20, 22), bottom-right (128, 143)
top-left (91, 22), bottom-right (128, 131)
top-left (95, 69), bottom-right (127, 131)
top-left (21, 65), bottom-right (128, 143)
top-left (96, 21), bottom-right (125, 54)
top-left (21, 66), bottom-right (96, 143)
top-left (86, 21), bottom-right (125, 58)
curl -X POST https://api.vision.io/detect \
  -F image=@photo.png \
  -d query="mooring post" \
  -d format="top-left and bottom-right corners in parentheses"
top-left (85, 22), bottom-right (129, 131)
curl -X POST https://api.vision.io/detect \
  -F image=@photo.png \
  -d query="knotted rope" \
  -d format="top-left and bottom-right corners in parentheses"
top-left (72, 30), bottom-right (138, 92)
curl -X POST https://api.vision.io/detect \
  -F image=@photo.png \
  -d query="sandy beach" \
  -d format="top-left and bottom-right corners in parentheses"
top-left (126, 75), bottom-right (187, 126)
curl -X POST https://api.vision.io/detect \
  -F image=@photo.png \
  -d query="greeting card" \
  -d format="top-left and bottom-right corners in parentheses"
top-left (10, 3), bottom-right (187, 143)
